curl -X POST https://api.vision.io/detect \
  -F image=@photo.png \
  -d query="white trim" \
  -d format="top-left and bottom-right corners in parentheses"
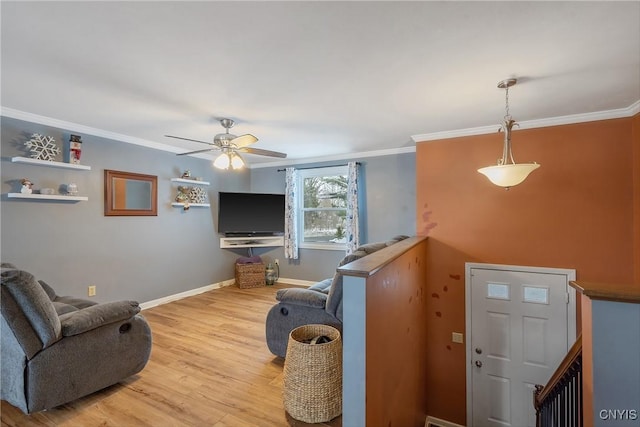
top-left (1, 106), bottom-right (415, 167)
top-left (0, 106), bottom-right (214, 161)
top-left (139, 279), bottom-right (235, 310)
top-left (299, 242), bottom-right (346, 251)
top-left (4, 100), bottom-right (637, 167)
top-left (276, 277), bottom-right (316, 287)
top-left (464, 262), bottom-right (577, 426)
top-left (425, 415), bottom-right (466, 427)
top-left (249, 145), bottom-right (416, 169)
top-left (138, 277), bottom-right (313, 311)
top-left (412, 100), bottom-right (640, 143)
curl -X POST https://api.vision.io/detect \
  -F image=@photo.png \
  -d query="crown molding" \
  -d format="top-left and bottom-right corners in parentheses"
top-left (3, 101), bottom-right (637, 166)
top-left (248, 145), bottom-right (416, 169)
top-left (0, 106), bottom-right (189, 153)
top-left (1, 106), bottom-right (413, 166)
top-left (411, 100), bottom-right (640, 143)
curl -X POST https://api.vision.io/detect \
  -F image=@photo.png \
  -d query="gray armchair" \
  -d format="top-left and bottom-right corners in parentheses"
top-left (265, 236), bottom-right (408, 357)
top-left (1, 263), bottom-right (152, 414)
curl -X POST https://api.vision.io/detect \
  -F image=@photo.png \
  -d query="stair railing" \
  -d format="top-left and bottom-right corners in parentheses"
top-left (533, 334), bottom-right (583, 427)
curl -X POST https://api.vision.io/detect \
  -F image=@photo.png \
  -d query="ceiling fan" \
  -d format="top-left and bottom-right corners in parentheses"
top-left (165, 118), bottom-right (287, 169)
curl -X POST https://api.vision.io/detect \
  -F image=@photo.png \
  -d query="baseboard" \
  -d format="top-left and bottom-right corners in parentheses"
top-left (425, 416), bottom-right (465, 427)
top-left (139, 277), bottom-right (315, 310)
top-left (276, 277), bottom-right (316, 287)
top-left (139, 279), bottom-right (236, 310)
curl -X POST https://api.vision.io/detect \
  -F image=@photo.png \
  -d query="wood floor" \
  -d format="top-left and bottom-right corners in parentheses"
top-left (1, 283), bottom-right (342, 427)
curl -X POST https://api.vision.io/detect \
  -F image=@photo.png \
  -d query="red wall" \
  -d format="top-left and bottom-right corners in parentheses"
top-left (416, 115), bottom-right (638, 424)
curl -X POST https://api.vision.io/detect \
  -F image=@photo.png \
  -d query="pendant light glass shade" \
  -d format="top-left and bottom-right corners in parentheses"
top-left (213, 152), bottom-right (231, 169)
top-left (231, 153), bottom-right (245, 170)
top-left (214, 150), bottom-right (245, 170)
top-left (478, 163), bottom-right (540, 187)
top-left (478, 78), bottom-right (540, 189)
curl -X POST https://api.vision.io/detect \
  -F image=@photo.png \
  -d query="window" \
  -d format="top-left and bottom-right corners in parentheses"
top-left (298, 166), bottom-right (348, 250)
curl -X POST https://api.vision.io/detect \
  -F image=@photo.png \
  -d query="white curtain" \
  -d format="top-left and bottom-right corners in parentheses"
top-left (284, 167), bottom-right (299, 259)
top-left (345, 161), bottom-right (360, 255)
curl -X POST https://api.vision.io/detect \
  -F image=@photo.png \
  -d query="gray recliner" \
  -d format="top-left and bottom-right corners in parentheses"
top-left (265, 236), bottom-right (408, 358)
top-left (1, 263), bottom-right (152, 414)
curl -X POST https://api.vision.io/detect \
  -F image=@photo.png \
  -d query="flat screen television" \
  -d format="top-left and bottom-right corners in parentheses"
top-left (218, 192), bottom-right (285, 237)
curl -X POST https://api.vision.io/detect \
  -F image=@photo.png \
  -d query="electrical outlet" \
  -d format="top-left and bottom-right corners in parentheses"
top-left (88, 285), bottom-right (96, 297)
top-left (274, 259), bottom-right (279, 266)
top-left (452, 332), bottom-right (464, 344)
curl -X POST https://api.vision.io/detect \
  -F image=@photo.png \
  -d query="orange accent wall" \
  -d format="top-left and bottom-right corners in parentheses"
top-left (416, 115), bottom-right (638, 424)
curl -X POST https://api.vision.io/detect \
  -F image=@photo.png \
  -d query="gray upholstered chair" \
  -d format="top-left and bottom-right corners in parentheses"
top-left (1, 263), bottom-right (152, 414)
top-left (265, 236), bottom-right (408, 358)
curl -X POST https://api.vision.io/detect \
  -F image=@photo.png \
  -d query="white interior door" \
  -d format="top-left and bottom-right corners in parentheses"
top-left (466, 264), bottom-right (576, 427)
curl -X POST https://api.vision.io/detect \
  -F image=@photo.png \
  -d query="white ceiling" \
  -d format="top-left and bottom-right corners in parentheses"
top-left (2, 1), bottom-right (639, 167)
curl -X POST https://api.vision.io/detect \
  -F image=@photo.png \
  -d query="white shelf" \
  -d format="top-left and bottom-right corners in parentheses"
top-left (171, 202), bottom-right (210, 208)
top-left (11, 156), bottom-right (91, 170)
top-left (7, 193), bottom-right (88, 201)
top-left (171, 178), bottom-right (210, 185)
top-left (220, 236), bottom-right (284, 249)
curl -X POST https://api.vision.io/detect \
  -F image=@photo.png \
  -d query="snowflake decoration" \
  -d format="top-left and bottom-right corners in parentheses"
top-left (189, 187), bottom-right (207, 204)
top-left (25, 133), bottom-right (60, 161)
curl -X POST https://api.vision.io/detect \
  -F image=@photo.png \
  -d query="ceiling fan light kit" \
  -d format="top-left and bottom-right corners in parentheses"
top-left (478, 78), bottom-right (540, 189)
top-left (166, 118), bottom-right (286, 171)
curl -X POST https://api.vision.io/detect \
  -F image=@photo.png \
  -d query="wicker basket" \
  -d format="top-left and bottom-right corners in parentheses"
top-left (235, 262), bottom-right (265, 288)
top-left (283, 324), bottom-right (342, 423)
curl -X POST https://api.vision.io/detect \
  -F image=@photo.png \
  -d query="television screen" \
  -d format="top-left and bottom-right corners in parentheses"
top-left (218, 192), bottom-right (285, 236)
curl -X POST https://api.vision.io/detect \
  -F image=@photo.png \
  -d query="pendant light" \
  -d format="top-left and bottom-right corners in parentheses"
top-left (478, 78), bottom-right (540, 189)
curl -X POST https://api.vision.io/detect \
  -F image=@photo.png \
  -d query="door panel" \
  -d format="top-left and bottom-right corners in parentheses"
top-left (470, 267), bottom-right (571, 427)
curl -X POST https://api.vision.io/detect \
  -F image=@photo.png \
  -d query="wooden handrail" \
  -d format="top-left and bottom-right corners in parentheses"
top-left (534, 334), bottom-right (582, 407)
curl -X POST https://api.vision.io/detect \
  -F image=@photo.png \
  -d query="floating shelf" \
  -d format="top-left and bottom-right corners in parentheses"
top-left (170, 178), bottom-right (210, 185)
top-left (220, 236), bottom-right (285, 249)
top-left (11, 157), bottom-right (91, 170)
top-left (7, 193), bottom-right (88, 201)
top-left (171, 202), bottom-right (210, 208)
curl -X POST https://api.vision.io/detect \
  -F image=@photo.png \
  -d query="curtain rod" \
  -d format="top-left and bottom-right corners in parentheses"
top-left (277, 162), bottom-right (359, 172)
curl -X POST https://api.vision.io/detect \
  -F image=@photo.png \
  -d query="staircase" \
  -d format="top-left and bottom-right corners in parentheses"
top-left (533, 334), bottom-right (583, 427)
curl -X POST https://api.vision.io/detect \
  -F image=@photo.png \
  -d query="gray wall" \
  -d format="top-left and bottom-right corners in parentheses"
top-left (249, 153), bottom-right (416, 282)
top-left (1, 115), bottom-right (416, 301)
top-left (591, 299), bottom-right (640, 426)
top-left (1, 116), bottom-right (249, 303)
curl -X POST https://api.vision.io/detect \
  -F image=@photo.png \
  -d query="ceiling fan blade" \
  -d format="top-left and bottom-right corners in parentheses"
top-left (176, 147), bottom-right (219, 156)
top-left (239, 147), bottom-right (287, 158)
top-left (165, 135), bottom-right (213, 146)
top-left (231, 134), bottom-right (258, 148)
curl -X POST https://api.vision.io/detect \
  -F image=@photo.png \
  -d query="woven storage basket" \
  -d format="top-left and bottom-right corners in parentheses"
top-left (235, 262), bottom-right (265, 288)
top-left (283, 324), bottom-right (342, 423)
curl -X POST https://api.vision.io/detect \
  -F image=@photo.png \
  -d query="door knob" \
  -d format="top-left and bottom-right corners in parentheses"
top-left (475, 360), bottom-right (483, 368)
top-left (475, 348), bottom-right (482, 354)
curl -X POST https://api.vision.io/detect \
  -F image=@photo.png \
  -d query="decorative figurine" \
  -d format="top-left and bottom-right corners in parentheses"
top-left (265, 263), bottom-right (277, 286)
top-left (181, 170), bottom-right (191, 179)
top-left (69, 135), bottom-right (83, 164)
top-left (20, 178), bottom-right (34, 194)
top-left (66, 183), bottom-right (78, 195)
top-left (176, 186), bottom-right (191, 211)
